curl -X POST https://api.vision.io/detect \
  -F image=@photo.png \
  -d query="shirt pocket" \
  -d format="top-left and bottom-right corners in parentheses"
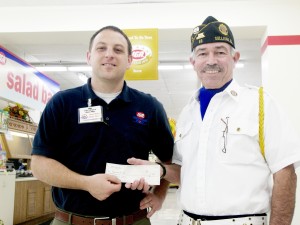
top-left (174, 122), bottom-right (194, 160)
top-left (217, 118), bottom-right (259, 164)
top-left (175, 122), bottom-right (193, 142)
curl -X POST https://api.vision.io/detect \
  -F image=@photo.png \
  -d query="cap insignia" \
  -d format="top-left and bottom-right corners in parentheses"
top-left (230, 90), bottom-right (238, 96)
top-left (193, 27), bottom-right (200, 33)
top-left (196, 32), bottom-right (205, 40)
top-left (219, 24), bottom-right (228, 36)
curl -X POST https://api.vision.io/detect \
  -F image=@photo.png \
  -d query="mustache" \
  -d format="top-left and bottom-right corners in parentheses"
top-left (201, 65), bottom-right (222, 72)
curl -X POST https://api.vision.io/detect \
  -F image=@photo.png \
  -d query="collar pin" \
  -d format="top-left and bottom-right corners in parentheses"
top-left (230, 90), bottom-right (237, 96)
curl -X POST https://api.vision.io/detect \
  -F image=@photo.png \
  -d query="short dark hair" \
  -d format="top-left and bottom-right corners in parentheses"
top-left (89, 26), bottom-right (132, 55)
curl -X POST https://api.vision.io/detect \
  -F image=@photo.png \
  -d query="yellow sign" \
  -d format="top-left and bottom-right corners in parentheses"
top-left (124, 29), bottom-right (158, 80)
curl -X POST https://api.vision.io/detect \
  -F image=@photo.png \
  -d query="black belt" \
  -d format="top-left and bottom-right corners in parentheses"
top-left (183, 210), bottom-right (267, 221)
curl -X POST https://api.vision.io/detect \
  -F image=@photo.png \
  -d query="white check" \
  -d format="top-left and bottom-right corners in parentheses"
top-left (105, 163), bottom-right (160, 185)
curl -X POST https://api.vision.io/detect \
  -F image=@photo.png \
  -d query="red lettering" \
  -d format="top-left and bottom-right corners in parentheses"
top-left (42, 86), bottom-right (52, 104)
top-left (22, 74), bottom-right (26, 94)
top-left (25, 82), bottom-right (33, 98)
top-left (6, 72), bottom-right (14, 89)
top-left (0, 52), bottom-right (6, 65)
top-left (14, 75), bottom-right (22, 93)
top-left (132, 50), bottom-right (146, 60)
top-left (6, 71), bottom-right (40, 102)
top-left (5, 71), bottom-right (54, 104)
top-left (24, 78), bottom-right (39, 100)
top-left (33, 84), bottom-right (39, 100)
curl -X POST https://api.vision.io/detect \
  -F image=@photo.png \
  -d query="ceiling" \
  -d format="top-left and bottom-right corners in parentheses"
top-left (0, 0), bottom-right (261, 7)
top-left (0, 0), bottom-right (264, 119)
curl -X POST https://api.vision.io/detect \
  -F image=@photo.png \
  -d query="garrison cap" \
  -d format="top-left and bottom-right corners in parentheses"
top-left (191, 16), bottom-right (235, 51)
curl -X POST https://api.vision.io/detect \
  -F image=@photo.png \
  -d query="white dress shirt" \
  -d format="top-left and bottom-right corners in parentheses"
top-left (172, 79), bottom-right (300, 216)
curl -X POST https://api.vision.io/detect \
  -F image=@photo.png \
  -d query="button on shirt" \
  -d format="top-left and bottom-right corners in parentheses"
top-left (172, 80), bottom-right (300, 216)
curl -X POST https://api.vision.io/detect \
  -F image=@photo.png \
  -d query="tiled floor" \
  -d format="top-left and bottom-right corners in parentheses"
top-left (150, 188), bottom-right (181, 225)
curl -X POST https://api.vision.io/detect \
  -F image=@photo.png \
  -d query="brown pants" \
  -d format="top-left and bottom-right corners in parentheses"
top-left (51, 217), bottom-right (151, 225)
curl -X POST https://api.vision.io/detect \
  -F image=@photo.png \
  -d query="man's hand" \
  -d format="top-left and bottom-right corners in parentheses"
top-left (127, 157), bottom-right (164, 178)
top-left (125, 157), bottom-right (158, 192)
top-left (127, 157), bottom-right (171, 218)
top-left (85, 174), bottom-right (122, 201)
top-left (127, 157), bottom-right (155, 166)
top-left (140, 192), bottom-right (164, 218)
top-left (125, 178), bottom-right (151, 193)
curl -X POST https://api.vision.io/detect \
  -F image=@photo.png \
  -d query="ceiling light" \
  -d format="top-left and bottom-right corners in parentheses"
top-left (78, 73), bottom-right (88, 83)
top-left (24, 67), bottom-right (36, 72)
top-left (183, 64), bottom-right (193, 69)
top-left (36, 66), bottom-right (67, 72)
top-left (68, 66), bottom-right (92, 71)
top-left (158, 65), bottom-right (184, 70)
top-left (236, 62), bottom-right (244, 68)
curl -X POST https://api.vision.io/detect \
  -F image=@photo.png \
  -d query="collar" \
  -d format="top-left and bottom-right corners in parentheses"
top-left (115, 81), bottom-right (132, 103)
top-left (191, 79), bottom-right (242, 103)
top-left (81, 78), bottom-right (132, 103)
top-left (223, 79), bottom-right (242, 102)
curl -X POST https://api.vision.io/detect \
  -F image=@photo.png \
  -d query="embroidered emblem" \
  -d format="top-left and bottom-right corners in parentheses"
top-left (136, 112), bottom-right (145, 119)
top-left (133, 112), bottom-right (148, 125)
top-left (219, 23), bottom-right (228, 36)
top-left (196, 32), bottom-right (205, 40)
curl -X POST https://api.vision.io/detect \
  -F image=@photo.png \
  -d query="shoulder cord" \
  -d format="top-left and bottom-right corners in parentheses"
top-left (258, 87), bottom-right (266, 161)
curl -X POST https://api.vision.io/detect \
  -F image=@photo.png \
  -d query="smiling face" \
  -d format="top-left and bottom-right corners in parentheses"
top-left (190, 42), bottom-right (240, 89)
top-left (87, 29), bottom-right (132, 91)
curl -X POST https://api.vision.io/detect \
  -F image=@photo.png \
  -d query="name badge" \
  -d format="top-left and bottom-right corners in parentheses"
top-left (78, 106), bottom-right (103, 123)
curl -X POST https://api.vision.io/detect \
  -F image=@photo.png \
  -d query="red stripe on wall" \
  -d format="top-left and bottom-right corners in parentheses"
top-left (261, 35), bottom-right (300, 55)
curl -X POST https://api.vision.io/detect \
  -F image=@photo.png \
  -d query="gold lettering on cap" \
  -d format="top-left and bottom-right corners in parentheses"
top-left (219, 24), bottom-right (228, 36)
top-left (215, 36), bottom-right (233, 44)
top-left (198, 39), bottom-right (203, 44)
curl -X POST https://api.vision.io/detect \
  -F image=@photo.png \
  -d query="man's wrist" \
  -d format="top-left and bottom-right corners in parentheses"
top-left (156, 162), bottom-right (166, 179)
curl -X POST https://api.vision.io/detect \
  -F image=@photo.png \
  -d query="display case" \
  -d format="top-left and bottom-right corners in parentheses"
top-left (0, 132), bottom-right (34, 160)
top-left (0, 117), bottom-right (36, 160)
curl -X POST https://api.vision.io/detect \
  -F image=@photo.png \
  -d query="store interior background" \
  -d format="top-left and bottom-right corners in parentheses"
top-left (0, 0), bottom-right (299, 225)
top-left (0, 0), bottom-right (264, 120)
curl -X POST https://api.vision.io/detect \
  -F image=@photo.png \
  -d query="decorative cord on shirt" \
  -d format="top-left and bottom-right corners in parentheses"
top-left (258, 87), bottom-right (266, 161)
top-left (221, 117), bottom-right (229, 153)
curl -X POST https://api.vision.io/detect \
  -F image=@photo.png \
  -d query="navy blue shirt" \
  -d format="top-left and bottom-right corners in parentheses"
top-left (199, 80), bottom-right (232, 119)
top-left (32, 78), bottom-right (174, 217)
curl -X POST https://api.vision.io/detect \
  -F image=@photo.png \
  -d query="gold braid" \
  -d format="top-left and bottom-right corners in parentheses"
top-left (259, 87), bottom-right (266, 161)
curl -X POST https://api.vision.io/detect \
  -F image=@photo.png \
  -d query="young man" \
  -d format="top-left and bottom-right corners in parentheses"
top-left (128, 16), bottom-right (300, 225)
top-left (31, 26), bottom-right (173, 225)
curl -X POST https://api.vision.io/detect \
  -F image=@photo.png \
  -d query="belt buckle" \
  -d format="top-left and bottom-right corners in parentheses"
top-left (94, 217), bottom-right (116, 225)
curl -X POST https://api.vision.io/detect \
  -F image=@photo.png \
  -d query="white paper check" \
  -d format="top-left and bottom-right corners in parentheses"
top-left (105, 163), bottom-right (160, 185)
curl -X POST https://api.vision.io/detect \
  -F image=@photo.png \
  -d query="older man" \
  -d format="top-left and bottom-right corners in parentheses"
top-left (129, 16), bottom-right (300, 225)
